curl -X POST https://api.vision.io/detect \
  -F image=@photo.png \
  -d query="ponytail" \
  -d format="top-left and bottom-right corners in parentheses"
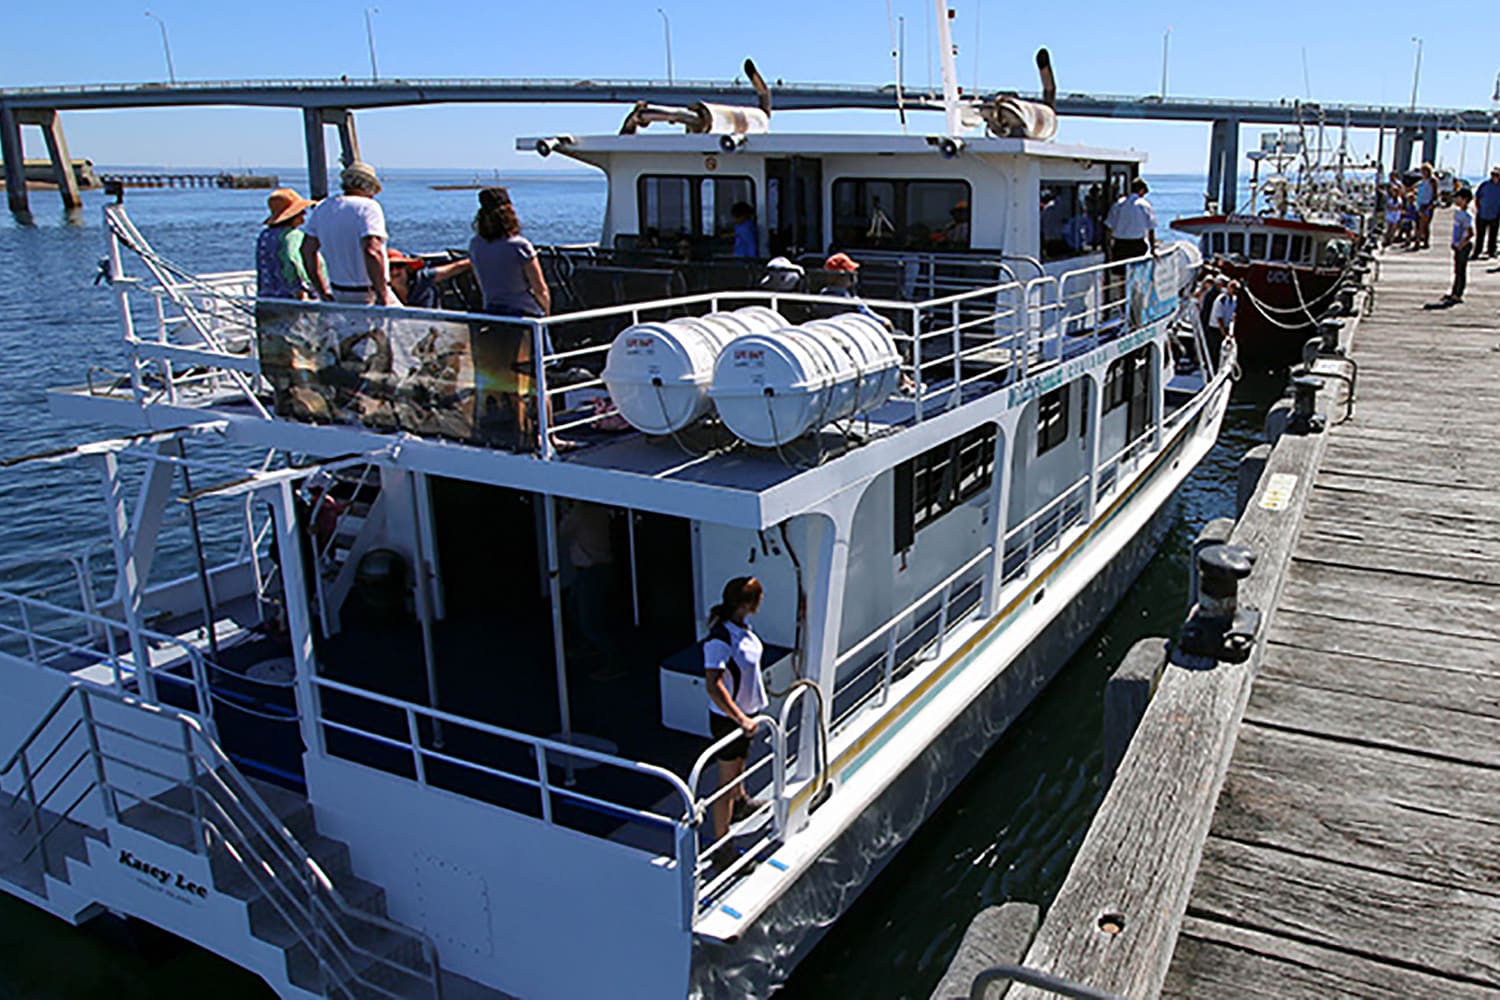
top-left (707, 576), bottom-right (763, 628)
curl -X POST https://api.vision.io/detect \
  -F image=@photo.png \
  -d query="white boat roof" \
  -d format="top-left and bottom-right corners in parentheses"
top-left (517, 131), bottom-right (1147, 163)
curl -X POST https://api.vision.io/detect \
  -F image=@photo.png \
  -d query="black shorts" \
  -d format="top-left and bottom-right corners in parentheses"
top-left (709, 713), bottom-right (750, 762)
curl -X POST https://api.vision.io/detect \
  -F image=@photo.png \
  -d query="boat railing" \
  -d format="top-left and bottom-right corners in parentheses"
top-left (686, 712), bottom-right (786, 903)
top-left (830, 546), bottom-right (993, 731)
top-left (311, 675), bottom-right (698, 857)
top-left (0, 586), bottom-right (297, 739)
top-left (99, 208), bottom-right (1188, 470)
top-left (0, 681), bottom-right (442, 998)
top-left (1095, 427), bottom-right (1158, 505)
top-left (1001, 477), bottom-right (1092, 587)
top-left (0, 539), bottom-right (115, 634)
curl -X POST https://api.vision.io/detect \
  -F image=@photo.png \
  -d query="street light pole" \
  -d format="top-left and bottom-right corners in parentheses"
top-left (1409, 37), bottom-right (1423, 112)
top-left (656, 8), bottom-right (673, 84)
top-left (1160, 26), bottom-right (1172, 98)
top-left (143, 11), bottom-right (176, 85)
top-left (365, 7), bottom-right (381, 82)
top-left (1486, 71), bottom-right (1500, 171)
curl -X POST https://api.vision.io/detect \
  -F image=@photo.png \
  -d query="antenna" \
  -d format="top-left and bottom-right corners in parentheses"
top-left (934, 0), bottom-right (963, 135)
top-left (886, 0), bottom-right (908, 132)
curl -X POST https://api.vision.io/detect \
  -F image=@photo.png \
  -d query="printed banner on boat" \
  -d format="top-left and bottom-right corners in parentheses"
top-left (256, 305), bottom-right (533, 446)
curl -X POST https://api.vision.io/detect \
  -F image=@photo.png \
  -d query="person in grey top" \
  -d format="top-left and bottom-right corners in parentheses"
top-left (469, 187), bottom-right (551, 318)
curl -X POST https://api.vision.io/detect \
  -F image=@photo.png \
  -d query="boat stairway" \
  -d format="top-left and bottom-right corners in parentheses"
top-left (0, 794), bottom-right (104, 903)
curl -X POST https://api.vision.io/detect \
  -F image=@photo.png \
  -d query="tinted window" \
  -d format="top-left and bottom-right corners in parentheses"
top-left (833, 178), bottom-right (971, 251)
top-left (1227, 232), bottom-right (1245, 256)
top-left (1270, 233), bottom-right (1289, 260)
top-left (1041, 180), bottom-right (1108, 261)
top-left (637, 175), bottom-right (754, 248)
top-left (1037, 386), bottom-right (1070, 455)
top-left (894, 424), bottom-right (996, 548)
top-left (1249, 233), bottom-right (1268, 258)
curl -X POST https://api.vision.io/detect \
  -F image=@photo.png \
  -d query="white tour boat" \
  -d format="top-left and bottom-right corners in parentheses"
top-left (0, 25), bottom-right (1232, 1000)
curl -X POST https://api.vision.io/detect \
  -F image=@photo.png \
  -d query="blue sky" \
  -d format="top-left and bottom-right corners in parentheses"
top-left (5, 1), bottom-right (1499, 174)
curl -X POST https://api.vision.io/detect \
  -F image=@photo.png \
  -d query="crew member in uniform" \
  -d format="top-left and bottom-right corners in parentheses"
top-left (703, 576), bottom-right (770, 855)
top-left (1104, 177), bottom-right (1157, 260)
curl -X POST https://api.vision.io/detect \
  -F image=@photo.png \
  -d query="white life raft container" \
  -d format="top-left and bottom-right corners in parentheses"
top-left (709, 312), bottom-right (902, 447)
top-left (601, 307), bottom-right (785, 435)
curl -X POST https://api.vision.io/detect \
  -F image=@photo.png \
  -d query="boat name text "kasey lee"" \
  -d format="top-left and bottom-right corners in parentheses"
top-left (118, 849), bottom-right (209, 897)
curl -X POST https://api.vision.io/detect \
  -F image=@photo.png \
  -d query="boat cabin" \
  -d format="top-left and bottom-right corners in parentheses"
top-left (1171, 214), bottom-right (1355, 269)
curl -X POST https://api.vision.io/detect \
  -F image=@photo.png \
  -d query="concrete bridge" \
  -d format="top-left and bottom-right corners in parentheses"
top-left (3, 76), bottom-right (1492, 215)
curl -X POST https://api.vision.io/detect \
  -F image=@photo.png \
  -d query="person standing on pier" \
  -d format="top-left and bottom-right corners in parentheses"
top-left (256, 187), bottom-right (315, 300)
top-left (301, 162), bottom-right (394, 305)
top-left (1414, 164), bottom-right (1438, 250)
top-left (1473, 166), bottom-right (1500, 259)
top-left (1443, 188), bottom-right (1474, 305)
top-left (1104, 178), bottom-right (1157, 260)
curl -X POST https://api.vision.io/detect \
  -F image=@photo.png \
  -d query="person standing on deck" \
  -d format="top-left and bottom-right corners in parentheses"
top-left (256, 188), bottom-right (315, 300)
top-left (1444, 189), bottom-right (1474, 305)
top-left (1473, 166), bottom-right (1500, 259)
top-left (1210, 279), bottom-right (1239, 341)
top-left (301, 162), bottom-right (394, 305)
top-left (703, 577), bottom-right (770, 858)
top-left (1104, 178), bottom-right (1157, 260)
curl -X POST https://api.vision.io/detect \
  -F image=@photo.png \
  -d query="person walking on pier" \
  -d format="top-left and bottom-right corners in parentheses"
top-left (1474, 166), bottom-right (1500, 259)
top-left (1443, 188), bottom-right (1474, 305)
top-left (301, 161), bottom-right (394, 305)
top-left (256, 187), bottom-right (315, 300)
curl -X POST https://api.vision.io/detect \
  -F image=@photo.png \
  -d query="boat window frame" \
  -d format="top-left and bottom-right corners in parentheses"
top-left (1226, 231), bottom-right (1246, 257)
top-left (893, 423), bottom-right (997, 551)
top-left (636, 173), bottom-right (757, 245)
top-left (1036, 385), bottom-right (1071, 456)
top-left (1249, 232), bottom-right (1269, 259)
top-left (830, 176), bottom-right (974, 252)
top-left (1270, 233), bottom-right (1289, 260)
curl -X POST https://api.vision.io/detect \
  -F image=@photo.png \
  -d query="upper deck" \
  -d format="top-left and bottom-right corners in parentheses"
top-left (58, 205), bottom-right (1198, 528)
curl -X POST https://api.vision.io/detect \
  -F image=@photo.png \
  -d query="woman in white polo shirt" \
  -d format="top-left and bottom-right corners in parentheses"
top-left (703, 576), bottom-right (770, 848)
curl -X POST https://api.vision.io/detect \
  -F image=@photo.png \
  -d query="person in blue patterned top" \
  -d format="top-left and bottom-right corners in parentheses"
top-left (256, 187), bottom-right (316, 300)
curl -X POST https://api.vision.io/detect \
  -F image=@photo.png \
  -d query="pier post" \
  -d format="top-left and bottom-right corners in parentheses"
top-left (24, 109), bottom-right (82, 211)
top-left (332, 109), bottom-right (361, 168)
top-left (1218, 119), bottom-right (1240, 214)
top-left (1205, 120), bottom-right (1228, 212)
top-left (1393, 127), bottom-right (1417, 173)
top-left (1421, 124), bottom-right (1439, 167)
top-left (303, 107), bottom-right (330, 200)
top-left (0, 103), bottom-right (29, 217)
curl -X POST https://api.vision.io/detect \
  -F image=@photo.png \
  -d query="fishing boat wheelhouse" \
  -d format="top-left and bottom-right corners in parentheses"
top-left (0, 44), bottom-right (1233, 1000)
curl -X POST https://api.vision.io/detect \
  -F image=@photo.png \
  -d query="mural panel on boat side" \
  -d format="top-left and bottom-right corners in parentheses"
top-left (256, 305), bottom-right (537, 446)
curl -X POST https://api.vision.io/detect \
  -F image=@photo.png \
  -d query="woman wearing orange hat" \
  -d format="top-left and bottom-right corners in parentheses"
top-left (256, 187), bottom-right (317, 300)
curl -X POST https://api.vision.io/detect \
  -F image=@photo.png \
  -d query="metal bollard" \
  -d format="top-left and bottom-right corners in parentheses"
top-left (1287, 375), bottom-right (1326, 435)
top-left (1179, 543), bottom-right (1261, 663)
top-left (1317, 319), bottom-right (1344, 354)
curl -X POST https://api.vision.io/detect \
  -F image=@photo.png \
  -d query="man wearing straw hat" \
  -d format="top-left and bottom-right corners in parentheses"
top-left (256, 187), bottom-right (315, 300)
top-left (301, 161), bottom-right (395, 305)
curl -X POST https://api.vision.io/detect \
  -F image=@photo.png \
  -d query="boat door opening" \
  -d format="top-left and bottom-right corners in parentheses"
top-left (766, 157), bottom-right (823, 257)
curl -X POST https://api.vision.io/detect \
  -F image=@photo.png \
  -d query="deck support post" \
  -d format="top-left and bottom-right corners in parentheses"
top-left (795, 495), bottom-right (859, 818)
top-left (20, 108), bottom-right (81, 211)
top-left (93, 451), bottom-right (157, 703)
top-left (0, 103), bottom-right (29, 217)
top-left (1082, 377), bottom-right (1103, 525)
top-left (303, 107), bottom-right (330, 200)
top-left (981, 423), bottom-right (1012, 617)
top-left (273, 480), bottom-right (325, 759)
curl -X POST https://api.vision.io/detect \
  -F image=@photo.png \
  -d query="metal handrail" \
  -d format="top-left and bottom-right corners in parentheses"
top-left (0, 682), bottom-right (442, 998)
top-left (312, 675), bottom-right (695, 822)
top-left (969, 964), bottom-right (1127, 1000)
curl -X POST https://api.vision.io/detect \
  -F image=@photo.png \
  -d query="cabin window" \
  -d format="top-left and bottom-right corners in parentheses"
top-left (1103, 355), bottom-right (1130, 413)
top-left (1210, 231), bottom-right (1226, 255)
top-left (894, 424), bottom-right (996, 549)
top-left (832, 178), bottom-right (972, 251)
top-left (1036, 386), bottom-right (1070, 456)
top-left (1288, 235), bottom-right (1306, 263)
top-left (1249, 233), bottom-right (1268, 259)
top-left (637, 174), bottom-right (755, 248)
top-left (1227, 232), bottom-right (1245, 256)
top-left (1270, 233), bottom-right (1289, 260)
top-left (1040, 180), bottom-right (1108, 260)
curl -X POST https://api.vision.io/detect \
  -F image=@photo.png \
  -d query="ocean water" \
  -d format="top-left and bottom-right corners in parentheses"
top-left (0, 169), bottom-right (1280, 998)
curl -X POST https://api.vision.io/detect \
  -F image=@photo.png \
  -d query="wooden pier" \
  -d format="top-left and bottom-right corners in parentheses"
top-left (100, 171), bottom-right (279, 190)
top-left (937, 222), bottom-right (1500, 998)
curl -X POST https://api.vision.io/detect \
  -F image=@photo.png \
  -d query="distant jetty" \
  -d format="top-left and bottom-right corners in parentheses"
top-left (0, 158), bottom-right (102, 191)
top-left (100, 171), bottom-right (280, 190)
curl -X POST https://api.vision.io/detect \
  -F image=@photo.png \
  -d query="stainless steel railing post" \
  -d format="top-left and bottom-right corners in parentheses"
top-left (79, 694), bottom-right (116, 821)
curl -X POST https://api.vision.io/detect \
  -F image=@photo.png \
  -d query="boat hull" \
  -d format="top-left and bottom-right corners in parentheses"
top-left (1212, 259), bottom-right (1342, 366)
top-left (689, 374), bottom-right (1231, 997)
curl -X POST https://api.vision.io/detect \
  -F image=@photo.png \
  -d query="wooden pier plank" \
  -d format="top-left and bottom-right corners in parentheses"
top-left (1185, 837), bottom-right (1500, 988)
top-left (1164, 917), bottom-right (1500, 1000)
top-left (1162, 236), bottom-right (1500, 995)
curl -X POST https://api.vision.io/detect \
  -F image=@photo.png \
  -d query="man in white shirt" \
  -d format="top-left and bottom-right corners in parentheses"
top-left (1104, 178), bottom-right (1157, 260)
top-left (301, 161), bottom-right (393, 305)
top-left (1210, 279), bottom-right (1239, 339)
